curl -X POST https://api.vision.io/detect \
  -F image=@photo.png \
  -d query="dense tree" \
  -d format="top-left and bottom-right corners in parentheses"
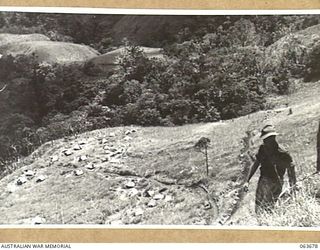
top-left (0, 13), bottom-right (319, 167)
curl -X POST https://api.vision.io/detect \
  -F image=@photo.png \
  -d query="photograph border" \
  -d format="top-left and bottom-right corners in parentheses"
top-left (0, 0), bottom-right (319, 10)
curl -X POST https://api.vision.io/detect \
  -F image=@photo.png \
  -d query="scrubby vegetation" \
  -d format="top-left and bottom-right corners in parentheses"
top-left (258, 180), bottom-right (320, 227)
top-left (1, 13), bottom-right (320, 171)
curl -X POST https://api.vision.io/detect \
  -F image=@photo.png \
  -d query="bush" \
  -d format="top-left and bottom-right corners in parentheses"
top-left (272, 70), bottom-right (291, 95)
top-left (0, 113), bottom-right (37, 160)
top-left (137, 108), bottom-right (162, 126)
top-left (304, 42), bottom-right (320, 81)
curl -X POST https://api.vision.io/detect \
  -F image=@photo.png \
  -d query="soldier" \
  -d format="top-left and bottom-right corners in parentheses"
top-left (243, 124), bottom-right (297, 214)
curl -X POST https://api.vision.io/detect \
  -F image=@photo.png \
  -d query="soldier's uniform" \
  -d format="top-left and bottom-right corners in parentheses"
top-left (254, 144), bottom-right (296, 214)
top-left (246, 124), bottom-right (297, 214)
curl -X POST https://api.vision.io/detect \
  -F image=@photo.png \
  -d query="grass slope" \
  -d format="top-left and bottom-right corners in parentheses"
top-left (264, 23), bottom-right (320, 71)
top-left (0, 33), bottom-right (50, 47)
top-left (0, 81), bottom-right (319, 226)
top-left (0, 40), bottom-right (100, 65)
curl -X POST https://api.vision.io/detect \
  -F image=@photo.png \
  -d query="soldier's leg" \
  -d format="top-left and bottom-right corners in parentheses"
top-left (256, 177), bottom-right (281, 214)
top-left (271, 180), bottom-right (283, 203)
top-left (255, 177), bottom-right (273, 214)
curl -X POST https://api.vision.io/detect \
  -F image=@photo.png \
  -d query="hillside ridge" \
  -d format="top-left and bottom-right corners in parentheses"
top-left (0, 81), bottom-right (318, 225)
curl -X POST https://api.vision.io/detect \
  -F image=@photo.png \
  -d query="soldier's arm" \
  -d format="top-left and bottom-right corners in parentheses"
top-left (279, 145), bottom-right (297, 189)
top-left (246, 159), bottom-right (260, 183)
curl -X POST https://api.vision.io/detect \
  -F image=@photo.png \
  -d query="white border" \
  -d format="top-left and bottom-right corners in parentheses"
top-left (0, 6), bottom-right (319, 231)
top-left (0, 6), bottom-right (319, 15)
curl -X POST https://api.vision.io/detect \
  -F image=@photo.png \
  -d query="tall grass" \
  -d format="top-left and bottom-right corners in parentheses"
top-left (257, 179), bottom-right (320, 227)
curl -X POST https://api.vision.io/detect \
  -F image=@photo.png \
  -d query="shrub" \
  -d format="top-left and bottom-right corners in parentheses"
top-left (272, 69), bottom-right (291, 95)
top-left (137, 108), bottom-right (162, 126)
top-left (117, 44), bottom-right (152, 82)
top-left (304, 42), bottom-right (320, 81)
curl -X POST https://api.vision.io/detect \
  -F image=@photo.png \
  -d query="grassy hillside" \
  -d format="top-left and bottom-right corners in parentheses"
top-left (0, 33), bottom-right (50, 46)
top-left (1, 15), bottom-right (320, 173)
top-left (228, 81), bottom-right (320, 227)
top-left (0, 80), bottom-right (318, 226)
top-left (0, 13), bottom-right (320, 226)
top-left (264, 23), bottom-right (320, 80)
top-left (0, 40), bottom-right (100, 65)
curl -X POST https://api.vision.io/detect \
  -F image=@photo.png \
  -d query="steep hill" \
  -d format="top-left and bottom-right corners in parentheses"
top-left (0, 80), bottom-right (319, 226)
top-left (264, 24), bottom-right (320, 73)
top-left (0, 40), bottom-right (100, 65)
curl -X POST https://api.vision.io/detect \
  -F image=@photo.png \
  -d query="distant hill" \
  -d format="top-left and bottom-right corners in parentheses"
top-left (87, 46), bottom-right (164, 75)
top-left (264, 24), bottom-right (320, 78)
top-left (111, 16), bottom-right (195, 46)
top-left (0, 40), bottom-right (100, 64)
top-left (0, 33), bottom-right (50, 46)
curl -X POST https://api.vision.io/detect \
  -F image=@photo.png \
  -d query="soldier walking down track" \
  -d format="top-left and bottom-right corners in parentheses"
top-left (243, 124), bottom-right (297, 214)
